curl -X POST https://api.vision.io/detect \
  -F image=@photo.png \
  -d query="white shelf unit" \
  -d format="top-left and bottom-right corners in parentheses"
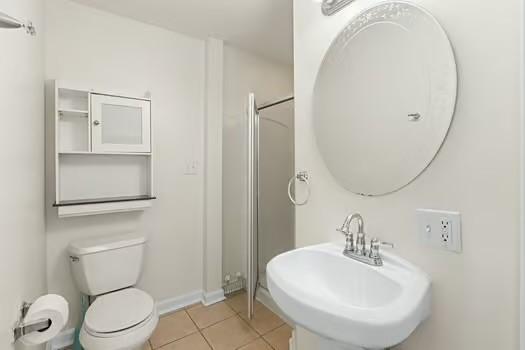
top-left (46, 80), bottom-right (155, 218)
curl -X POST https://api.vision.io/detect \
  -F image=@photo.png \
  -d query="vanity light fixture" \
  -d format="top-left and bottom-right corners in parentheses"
top-left (0, 11), bottom-right (36, 35)
top-left (322, 0), bottom-right (356, 16)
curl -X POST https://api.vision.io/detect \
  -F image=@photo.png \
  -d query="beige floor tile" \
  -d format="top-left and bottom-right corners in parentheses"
top-left (263, 324), bottom-right (293, 350)
top-left (143, 340), bottom-right (152, 350)
top-left (201, 315), bottom-right (258, 350)
top-left (238, 338), bottom-right (274, 350)
top-left (187, 301), bottom-right (236, 329)
top-left (149, 310), bottom-right (198, 348)
top-left (225, 292), bottom-right (263, 314)
top-left (159, 332), bottom-right (211, 350)
top-left (239, 305), bottom-right (284, 335)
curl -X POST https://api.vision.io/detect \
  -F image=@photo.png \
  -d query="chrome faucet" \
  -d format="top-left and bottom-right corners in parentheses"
top-left (337, 213), bottom-right (364, 252)
top-left (337, 213), bottom-right (393, 267)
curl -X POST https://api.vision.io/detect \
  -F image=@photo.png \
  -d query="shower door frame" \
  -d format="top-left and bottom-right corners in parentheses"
top-left (246, 93), bottom-right (295, 320)
top-left (247, 93), bottom-right (259, 320)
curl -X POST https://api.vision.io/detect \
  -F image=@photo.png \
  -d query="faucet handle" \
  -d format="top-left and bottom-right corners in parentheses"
top-left (380, 241), bottom-right (394, 248)
top-left (369, 238), bottom-right (394, 258)
top-left (337, 227), bottom-right (354, 252)
top-left (370, 238), bottom-right (394, 248)
top-left (336, 226), bottom-right (349, 235)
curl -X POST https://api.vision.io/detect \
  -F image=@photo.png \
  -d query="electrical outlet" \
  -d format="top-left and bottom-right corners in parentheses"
top-left (440, 217), bottom-right (451, 245)
top-left (416, 209), bottom-right (462, 253)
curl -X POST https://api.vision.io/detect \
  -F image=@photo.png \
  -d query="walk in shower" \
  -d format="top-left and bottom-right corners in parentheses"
top-left (247, 93), bottom-right (295, 318)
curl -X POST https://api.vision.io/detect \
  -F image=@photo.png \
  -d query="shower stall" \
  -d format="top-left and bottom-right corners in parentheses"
top-left (247, 93), bottom-right (295, 318)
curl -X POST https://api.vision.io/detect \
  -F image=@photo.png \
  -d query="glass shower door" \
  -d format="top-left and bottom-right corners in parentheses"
top-left (246, 93), bottom-right (295, 320)
top-left (257, 100), bottom-right (295, 291)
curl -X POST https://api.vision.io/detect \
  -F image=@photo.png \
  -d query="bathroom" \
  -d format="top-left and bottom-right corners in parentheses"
top-left (0, 0), bottom-right (522, 349)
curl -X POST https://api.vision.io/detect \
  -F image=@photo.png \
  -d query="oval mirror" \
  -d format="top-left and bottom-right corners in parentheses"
top-left (313, 2), bottom-right (457, 196)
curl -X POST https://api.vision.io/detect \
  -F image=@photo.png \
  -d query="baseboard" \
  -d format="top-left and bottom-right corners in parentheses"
top-left (202, 289), bottom-right (226, 306)
top-left (47, 289), bottom-right (225, 350)
top-left (156, 290), bottom-right (203, 315)
top-left (256, 287), bottom-right (279, 313)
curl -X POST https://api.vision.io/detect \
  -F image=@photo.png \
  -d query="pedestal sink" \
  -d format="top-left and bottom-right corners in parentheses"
top-left (267, 242), bottom-right (431, 350)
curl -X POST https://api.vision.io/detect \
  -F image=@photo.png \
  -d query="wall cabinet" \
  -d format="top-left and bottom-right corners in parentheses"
top-left (46, 81), bottom-right (155, 218)
top-left (91, 94), bottom-right (151, 153)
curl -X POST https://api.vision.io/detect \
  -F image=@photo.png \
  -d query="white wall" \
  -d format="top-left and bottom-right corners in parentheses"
top-left (45, 0), bottom-right (206, 327)
top-left (0, 0), bottom-right (46, 349)
top-left (222, 45), bottom-right (293, 280)
top-left (294, 0), bottom-right (521, 349)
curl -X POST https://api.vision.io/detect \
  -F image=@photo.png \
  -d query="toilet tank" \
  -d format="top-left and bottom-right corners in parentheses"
top-left (68, 233), bottom-right (146, 296)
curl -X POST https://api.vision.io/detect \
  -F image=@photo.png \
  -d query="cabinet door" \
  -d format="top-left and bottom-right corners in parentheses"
top-left (91, 94), bottom-right (151, 153)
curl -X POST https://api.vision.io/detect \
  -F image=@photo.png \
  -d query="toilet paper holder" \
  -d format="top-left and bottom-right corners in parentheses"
top-left (13, 301), bottom-right (52, 342)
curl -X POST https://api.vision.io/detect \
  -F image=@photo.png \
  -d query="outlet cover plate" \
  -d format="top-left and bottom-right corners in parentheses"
top-left (416, 209), bottom-right (462, 253)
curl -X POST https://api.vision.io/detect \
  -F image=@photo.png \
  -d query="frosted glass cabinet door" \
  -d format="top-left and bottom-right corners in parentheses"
top-left (91, 94), bottom-right (151, 153)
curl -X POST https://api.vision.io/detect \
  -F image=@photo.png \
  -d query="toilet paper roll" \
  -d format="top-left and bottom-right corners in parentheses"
top-left (20, 294), bottom-right (69, 346)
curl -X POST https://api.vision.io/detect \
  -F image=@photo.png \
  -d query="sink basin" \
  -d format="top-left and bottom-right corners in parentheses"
top-left (267, 242), bottom-right (431, 350)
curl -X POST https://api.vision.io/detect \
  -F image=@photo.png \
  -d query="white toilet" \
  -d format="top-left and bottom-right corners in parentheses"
top-left (68, 233), bottom-right (158, 350)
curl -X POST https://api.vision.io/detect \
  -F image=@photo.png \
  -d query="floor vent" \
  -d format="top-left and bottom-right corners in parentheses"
top-left (223, 276), bottom-right (246, 296)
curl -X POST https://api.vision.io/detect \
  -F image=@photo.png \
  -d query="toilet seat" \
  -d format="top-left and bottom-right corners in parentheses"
top-left (84, 288), bottom-right (154, 336)
top-left (80, 288), bottom-right (159, 350)
top-left (85, 310), bottom-right (155, 338)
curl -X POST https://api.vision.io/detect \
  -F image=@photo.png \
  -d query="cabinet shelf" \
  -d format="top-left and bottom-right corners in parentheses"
top-left (59, 151), bottom-right (152, 156)
top-left (53, 195), bottom-right (156, 207)
top-left (59, 109), bottom-right (89, 117)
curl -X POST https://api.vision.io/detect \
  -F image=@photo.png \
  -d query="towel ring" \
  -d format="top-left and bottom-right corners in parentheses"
top-left (288, 171), bottom-right (310, 206)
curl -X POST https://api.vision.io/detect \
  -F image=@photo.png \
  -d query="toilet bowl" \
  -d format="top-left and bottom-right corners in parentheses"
top-left (80, 288), bottom-right (158, 350)
top-left (68, 234), bottom-right (158, 350)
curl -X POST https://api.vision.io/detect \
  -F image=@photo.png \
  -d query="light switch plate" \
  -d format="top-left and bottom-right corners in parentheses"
top-left (416, 209), bottom-right (462, 253)
top-left (184, 160), bottom-right (198, 175)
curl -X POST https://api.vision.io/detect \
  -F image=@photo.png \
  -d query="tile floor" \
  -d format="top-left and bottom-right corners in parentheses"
top-left (144, 291), bottom-right (293, 350)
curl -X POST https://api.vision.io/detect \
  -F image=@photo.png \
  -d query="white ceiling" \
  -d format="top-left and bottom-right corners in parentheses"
top-left (71, 0), bottom-right (294, 64)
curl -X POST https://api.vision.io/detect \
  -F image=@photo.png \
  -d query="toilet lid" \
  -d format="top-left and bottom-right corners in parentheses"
top-left (85, 288), bottom-right (154, 334)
